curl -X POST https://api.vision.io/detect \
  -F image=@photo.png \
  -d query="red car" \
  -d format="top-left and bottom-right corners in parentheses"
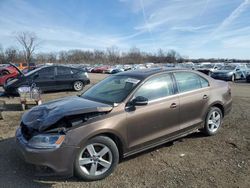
top-left (0, 65), bottom-right (21, 86)
top-left (91, 66), bottom-right (110, 73)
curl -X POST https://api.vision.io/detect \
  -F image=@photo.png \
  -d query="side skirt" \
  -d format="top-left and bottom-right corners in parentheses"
top-left (123, 123), bottom-right (203, 158)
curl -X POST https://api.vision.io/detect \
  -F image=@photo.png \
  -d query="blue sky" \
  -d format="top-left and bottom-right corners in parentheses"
top-left (0, 0), bottom-right (250, 59)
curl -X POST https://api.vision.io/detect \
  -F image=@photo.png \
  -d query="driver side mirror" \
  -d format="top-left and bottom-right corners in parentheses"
top-left (131, 96), bottom-right (148, 106)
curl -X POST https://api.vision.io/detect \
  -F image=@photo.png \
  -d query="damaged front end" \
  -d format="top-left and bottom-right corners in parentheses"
top-left (19, 96), bottom-right (113, 148)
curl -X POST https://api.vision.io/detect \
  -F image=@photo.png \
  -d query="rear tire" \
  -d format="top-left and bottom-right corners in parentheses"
top-left (203, 107), bottom-right (223, 136)
top-left (74, 136), bottom-right (119, 181)
top-left (73, 81), bottom-right (84, 91)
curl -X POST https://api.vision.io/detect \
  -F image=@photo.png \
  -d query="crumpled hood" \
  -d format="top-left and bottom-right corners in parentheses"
top-left (22, 96), bottom-right (113, 132)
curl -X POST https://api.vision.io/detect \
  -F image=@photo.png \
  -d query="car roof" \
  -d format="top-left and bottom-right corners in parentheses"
top-left (116, 67), bottom-right (184, 79)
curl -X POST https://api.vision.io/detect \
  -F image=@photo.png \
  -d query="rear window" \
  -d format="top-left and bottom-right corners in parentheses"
top-left (174, 72), bottom-right (209, 93)
top-left (57, 66), bottom-right (71, 75)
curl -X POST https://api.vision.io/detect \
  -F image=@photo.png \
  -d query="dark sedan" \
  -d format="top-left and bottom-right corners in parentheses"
top-left (4, 65), bottom-right (90, 95)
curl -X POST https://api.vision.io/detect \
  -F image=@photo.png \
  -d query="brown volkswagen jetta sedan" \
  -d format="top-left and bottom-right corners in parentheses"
top-left (16, 68), bottom-right (232, 181)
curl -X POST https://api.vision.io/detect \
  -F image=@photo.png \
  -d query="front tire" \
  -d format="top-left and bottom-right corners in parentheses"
top-left (73, 81), bottom-right (84, 91)
top-left (203, 107), bottom-right (223, 136)
top-left (74, 136), bottom-right (119, 181)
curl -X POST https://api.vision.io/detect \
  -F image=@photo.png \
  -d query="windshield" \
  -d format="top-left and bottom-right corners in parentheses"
top-left (201, 64), bottom-right (213, 69)
top-left (81, 75), bottom-right (141, 104)
top-left (218, 65), bottom-right (236, 70)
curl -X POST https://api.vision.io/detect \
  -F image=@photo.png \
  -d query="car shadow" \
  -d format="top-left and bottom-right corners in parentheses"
top-left (0, 137), bottom-right (55, 187)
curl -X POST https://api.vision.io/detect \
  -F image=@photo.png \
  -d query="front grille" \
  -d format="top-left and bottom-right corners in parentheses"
top-left (20, 122), bottom-right (36, 141)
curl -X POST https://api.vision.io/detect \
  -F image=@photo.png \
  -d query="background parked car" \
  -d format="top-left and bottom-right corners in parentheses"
top-left (196, 63), bottom-right (223, 75)
top-left (91, 66), bottom-right (110, 73)
top-left (104, 66), bottom-right (124, 74)
top-left (4, 65), bottom-right (90, 95)
top-left (15, 62), bottom-right (36, 71)
top-left (0, 64), bottom-right (21, 86)
top-left (211, 64), bottom-right (247, 82)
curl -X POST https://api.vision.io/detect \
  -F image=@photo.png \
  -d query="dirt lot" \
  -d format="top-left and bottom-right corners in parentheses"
top-left (0, 73), bottom-right (249, 188)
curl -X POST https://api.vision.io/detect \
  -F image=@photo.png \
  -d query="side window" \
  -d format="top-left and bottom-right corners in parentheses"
top-left (174, 72), bottom-right (209, 93)
top-left (134, 74), bottom-right (174, 101)
top-left (38, 67), bottom-right (55, 78)
top-left (57, 67), bottom-right (71, 75)
top-left (71, 68), bottom-right (79, 74)
top-left (200, 76), bottom-right (209, 88)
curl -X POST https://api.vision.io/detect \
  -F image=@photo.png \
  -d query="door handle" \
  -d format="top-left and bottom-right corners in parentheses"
top-left (203, 95), bottom-right (208, 100)
top-left (170, 103), bottom-right (177, 108)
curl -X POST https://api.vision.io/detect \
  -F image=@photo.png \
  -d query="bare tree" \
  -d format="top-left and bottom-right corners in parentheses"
top-left (5, 47), bottom-right (18, 63)
top-left (0, 44), bottom-right (4, 64)
top-left (15, 31), bottom-right (39, 66)
top-left (106, 46), bottom-right (120, 65)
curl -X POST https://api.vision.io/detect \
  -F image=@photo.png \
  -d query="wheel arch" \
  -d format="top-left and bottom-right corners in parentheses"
top-left (88, 132), bottom-right (125, 160)
top-left (209, 102), bottom-right (224, 117)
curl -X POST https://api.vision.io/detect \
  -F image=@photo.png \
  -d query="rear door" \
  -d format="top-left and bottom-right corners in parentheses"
top-left (173, 71), bottom-right (210, 130)
top-left (34, 67), bottom-right (56, 91)
top-left (126, 73), bottom-right (180, 149)
top-left (55, 66), bottom-right (73, 90)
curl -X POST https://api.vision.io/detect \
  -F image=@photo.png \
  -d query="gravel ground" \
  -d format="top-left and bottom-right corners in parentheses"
top-left (0, 74), bottom-right (249, 188)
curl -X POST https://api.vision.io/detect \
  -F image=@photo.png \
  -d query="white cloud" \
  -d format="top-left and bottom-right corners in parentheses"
top-left (210, 0), bottom-right (250, 37)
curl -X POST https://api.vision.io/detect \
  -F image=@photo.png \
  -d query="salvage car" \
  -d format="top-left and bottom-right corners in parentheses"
top-left (4, 65), bottom-right (90, 95)
top-left (16, 68), bottom-right (232, 181)
top-left (0, 64), bottom-right (21, 86)
top-left (210, 64), bottom-right (247, 82)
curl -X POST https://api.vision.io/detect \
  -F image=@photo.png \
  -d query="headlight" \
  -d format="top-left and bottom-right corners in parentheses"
top-left (84, 72), bottom-right (89, 78)
top-left (28, 134), bottom-right (65, 149)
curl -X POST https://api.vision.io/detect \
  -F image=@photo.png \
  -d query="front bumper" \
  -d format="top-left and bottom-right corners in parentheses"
top-left (15, 128), bottom-right (78, 177)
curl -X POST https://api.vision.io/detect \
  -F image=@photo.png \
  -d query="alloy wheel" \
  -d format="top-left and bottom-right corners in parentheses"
top-left (78, 143), bottom-right (113, 176)
top-left (74, 81), bottom-right (83, 91)
top-left (207, 111), bottom-right (221, 133)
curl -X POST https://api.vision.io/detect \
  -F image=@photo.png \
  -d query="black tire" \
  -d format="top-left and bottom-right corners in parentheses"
top-left (74, 136), bottom-right (119, 181)
top-left (203, 107), bottom-right (223, 136)
top-left (73, 81), bottom-right (84, 91)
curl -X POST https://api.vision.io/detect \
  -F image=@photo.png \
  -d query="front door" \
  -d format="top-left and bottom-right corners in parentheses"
top-left (126, 73), bottom-right (180, 150)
